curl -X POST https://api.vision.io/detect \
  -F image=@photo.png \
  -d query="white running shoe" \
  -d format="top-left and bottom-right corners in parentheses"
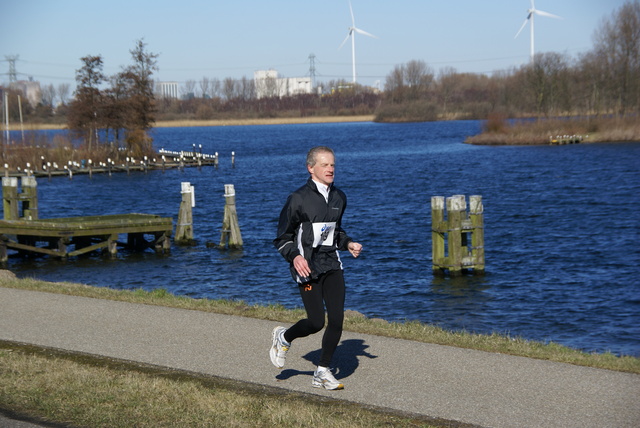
top-left (270, 326), bottom-right (289, 368)
top-left (312, 367), bottom-right (344, 390)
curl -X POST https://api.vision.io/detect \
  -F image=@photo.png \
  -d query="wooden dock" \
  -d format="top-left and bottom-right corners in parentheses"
top-left (0, 214), bottom-right (172, 261)
top-left (1, 176), bottom-right (173, 261)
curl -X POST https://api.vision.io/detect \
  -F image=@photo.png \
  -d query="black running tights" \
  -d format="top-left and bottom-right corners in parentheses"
top-left (284, 269), bottom-right (345, 368)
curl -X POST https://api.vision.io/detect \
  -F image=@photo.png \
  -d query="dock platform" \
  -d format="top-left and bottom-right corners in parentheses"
top-left (0, 213), bottom-right (173, 261)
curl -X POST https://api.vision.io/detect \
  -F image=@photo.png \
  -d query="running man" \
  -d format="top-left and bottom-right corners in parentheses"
top-left (271, 146), bottom-right (363, 390)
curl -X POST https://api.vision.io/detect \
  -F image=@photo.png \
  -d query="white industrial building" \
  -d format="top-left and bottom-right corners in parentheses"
top-left (254, 70), bottom-right (313, 99)
top-left (12, 80), bottom-right (41, 107)
top-left (156, 81), bottom-right (179, 99)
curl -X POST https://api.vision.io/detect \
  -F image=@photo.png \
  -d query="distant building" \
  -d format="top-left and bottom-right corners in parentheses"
top-left (156, 81), bottom-right (179, 99)
top-left (254, 70), bottom-right (313, 99)
top-left (12, 80), bottom-right (41, 107)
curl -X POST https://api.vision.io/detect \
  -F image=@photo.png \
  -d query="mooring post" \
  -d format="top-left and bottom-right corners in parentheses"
top-left (219, 184), bottom-right (243, 249)
top-left (431, 194), bottom-right (485, 276)
top-left (21, 176), bottom-right (38, 220)
top-left (231, 151), bottom-right (235, 168)
top-left (175, 181), bottom-right (195, 245)
top-left (446, 195), bottom-right (465, 276)
top-left (431, 196), bottom-right (446, 275)
top-left (2, 177), bottom-right (19, 220)
top-left (469, 195), bottom-right (485, 273)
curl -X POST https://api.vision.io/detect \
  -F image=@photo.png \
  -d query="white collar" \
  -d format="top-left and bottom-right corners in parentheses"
top-left (312, 179), bottom-right (331, 202)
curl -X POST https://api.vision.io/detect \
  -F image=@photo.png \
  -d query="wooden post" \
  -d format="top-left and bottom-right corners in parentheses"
top-left (175, 182), bottom-right (195, 245)
top-left (219, 184), bottom-right (243, 249)
top-left (2, 177), bottom-right (19, 220)
top-left (107, 233), bottom-right (118, 258)
top-left (469, 195), bottom-right (485, 274)
top-left (431, 196), bottom-right (446, 275)
top-left (431, 194), bottom-right (485, 276)
top-left (21, 176), bottom-right (38, 220)
top-left (446, 195), bottom-right (465, 276)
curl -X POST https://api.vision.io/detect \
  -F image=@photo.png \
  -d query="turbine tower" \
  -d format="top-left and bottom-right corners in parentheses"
top-left (514, 0), bottom-right (562, 64)
top-left (339, 0), bottom-right (377, 84)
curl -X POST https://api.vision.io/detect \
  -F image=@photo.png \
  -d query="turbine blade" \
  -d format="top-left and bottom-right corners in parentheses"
top-left (349, 0), bottom-right (355, 26)
top-left (535, 9), bottom-right (562, 19)
top-left (354, 27), bottom-right (378, 38)
top-left (514, 17), bottom-right (529, 38)
top-left (339, 32), bottom-right (351, 49)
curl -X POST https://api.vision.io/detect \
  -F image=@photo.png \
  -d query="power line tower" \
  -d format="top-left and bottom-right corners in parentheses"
top-left (5, 55), bottom-right (19, 84)
top-left (308, 53), bottom-right (316, 90)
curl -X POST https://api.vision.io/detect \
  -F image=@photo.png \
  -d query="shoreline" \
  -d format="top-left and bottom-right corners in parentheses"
top-left (7, 115), bottom-right (376, 131)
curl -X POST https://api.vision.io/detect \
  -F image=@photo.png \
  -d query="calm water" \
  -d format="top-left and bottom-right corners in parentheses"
top-left (6, 121), bottom-right (640, 357)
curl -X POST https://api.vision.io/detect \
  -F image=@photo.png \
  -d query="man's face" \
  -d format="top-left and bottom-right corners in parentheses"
top-left (308, 151), bottom-right (335, 186)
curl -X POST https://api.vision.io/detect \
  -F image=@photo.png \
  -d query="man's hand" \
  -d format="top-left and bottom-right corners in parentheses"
top-left (293, 255), bottom-right (311, 278)
top-left (348, 242), bottom-right (363, 258)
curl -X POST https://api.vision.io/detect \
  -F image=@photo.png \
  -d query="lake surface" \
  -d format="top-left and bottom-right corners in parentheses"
top-left (6, 121), bottom-right (640, 357)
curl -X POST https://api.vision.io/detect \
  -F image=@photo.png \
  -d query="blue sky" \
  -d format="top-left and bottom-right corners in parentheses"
top-left (0, 0), bottom-right (628, 90)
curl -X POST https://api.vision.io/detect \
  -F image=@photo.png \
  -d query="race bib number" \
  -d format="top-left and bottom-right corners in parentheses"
top-left (312, 222), bottom-right (336, 247)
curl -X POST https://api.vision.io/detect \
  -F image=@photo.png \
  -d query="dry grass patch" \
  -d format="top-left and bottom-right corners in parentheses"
top-left (0, 345), bottom-right (441, 428)
top-left (466, 115), bottom-right (640, 145)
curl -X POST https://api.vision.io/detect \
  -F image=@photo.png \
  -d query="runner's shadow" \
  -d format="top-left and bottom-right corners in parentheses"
top-left (276, 339), bottom-right (377, 381)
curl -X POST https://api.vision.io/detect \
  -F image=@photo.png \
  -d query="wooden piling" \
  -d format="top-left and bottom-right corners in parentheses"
top-left (175, 182), bottom-right (196, 245)
top-left (219, 184), bottom-right (243, 249)
top-left (2, 177), bottom-right (19, 220)
top-left (431, 194), bottom-right (485, 276)
top-left (431, 196), bottom-right (445, 275)
top-left (469, 195), bottom-right (485, 273)
top-left (21, 176), bottom-right (38, 220)
top-left (446, 195), bottom-right (465, 276)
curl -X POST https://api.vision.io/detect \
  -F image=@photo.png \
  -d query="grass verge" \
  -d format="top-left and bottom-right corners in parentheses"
top-left (2, 276), bottom-right (638, 373)
top-left (1, 342), bottom-right (453, 428)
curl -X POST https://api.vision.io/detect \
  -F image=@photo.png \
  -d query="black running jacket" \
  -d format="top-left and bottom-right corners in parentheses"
top-left (274, 178), bottom-right (353, 284)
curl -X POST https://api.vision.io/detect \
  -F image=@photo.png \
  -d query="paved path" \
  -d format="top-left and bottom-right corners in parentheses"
top-left (1, 286), bottom-right (638, 428)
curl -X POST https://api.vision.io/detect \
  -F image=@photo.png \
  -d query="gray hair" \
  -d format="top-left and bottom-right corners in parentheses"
top-left (306, 146), bottom-right (335, 167)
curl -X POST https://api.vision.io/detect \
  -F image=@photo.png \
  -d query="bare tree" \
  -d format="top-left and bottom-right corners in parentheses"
top-left (41, 84), bottom-right (56, 107)
top-left (592, 0), bottom-right (640, 115)
top-left (209, 77), bottom-right (221, 98)
top-left (222, 77), bottom-right (237, 100)
top-left (436, 66), bottom-right (458, 116)
top-left (57, 83), bottom-right (70, 105)
top-left (384, 64), bottom-right (405, 102)
top-left (199, 77), bottom-right (210, 98)
top-left (181, 79), bottom-right (196, 99)
top-left (404, 60), bottom-right (434, 98)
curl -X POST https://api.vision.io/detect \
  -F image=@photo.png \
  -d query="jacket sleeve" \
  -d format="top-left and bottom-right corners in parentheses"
top-left (335, 192), bottom-right (353, 251)
top-left (273, 193), bottom-right (301, 263)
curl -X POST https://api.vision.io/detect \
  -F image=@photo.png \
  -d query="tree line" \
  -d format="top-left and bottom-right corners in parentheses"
top-left (4, 1), bottom-right (638, 150)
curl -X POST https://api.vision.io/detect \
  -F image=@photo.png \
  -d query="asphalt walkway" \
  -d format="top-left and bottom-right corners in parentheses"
top-left (1, 286), bottom-right (638, 427)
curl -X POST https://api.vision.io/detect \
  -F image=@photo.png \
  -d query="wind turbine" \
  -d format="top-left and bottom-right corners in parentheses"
top-left (339, 0), bottom-right (377, 84)
top-left (514, 0), bottom-right (562, 64)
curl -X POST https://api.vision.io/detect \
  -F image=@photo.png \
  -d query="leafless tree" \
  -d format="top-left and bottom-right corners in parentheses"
top-left (57, 83), bottom-right (70, 105)
top-left (41, 84), bottom-right (56, 107)
top-left (222, 77), bottom-right (237, 100)
top-left (404, 60), bottom-right (434, 98)
top-left (182, 79), bottom-right (196, 99)
top-left (592, 0), bottom-right (640, 115)
top-left (199, 77), bottom-right (210, 98)
top-left (209, 77), bottom-right (221, 98)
